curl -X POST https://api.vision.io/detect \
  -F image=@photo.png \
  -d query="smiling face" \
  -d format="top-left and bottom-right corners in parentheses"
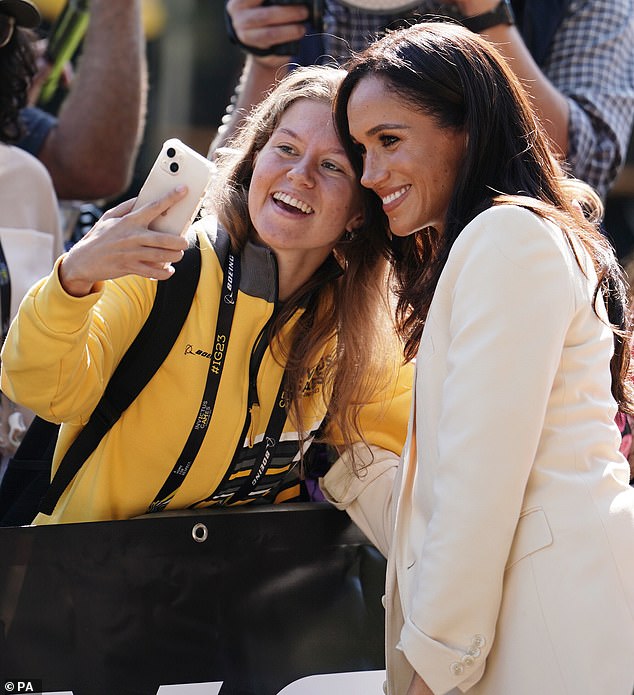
top-left (346, 75), bottom-right (465, 238)
top-left (248, 98), bottom-right (363, 271)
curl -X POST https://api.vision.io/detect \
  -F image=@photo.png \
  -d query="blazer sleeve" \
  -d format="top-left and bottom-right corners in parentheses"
top-left (320, 442), bottom-right (399, 558)
top-left (399, 207), bottom-right (581, 694)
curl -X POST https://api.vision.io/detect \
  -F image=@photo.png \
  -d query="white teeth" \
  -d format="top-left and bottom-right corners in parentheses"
top-left (382, 186), bottom-right (410, 205)
top-left (273, 191), bottom-right (314, 214)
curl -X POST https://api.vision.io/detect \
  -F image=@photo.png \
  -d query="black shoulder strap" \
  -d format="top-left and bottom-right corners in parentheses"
top-left (38, 243), bottom-right (202, 515)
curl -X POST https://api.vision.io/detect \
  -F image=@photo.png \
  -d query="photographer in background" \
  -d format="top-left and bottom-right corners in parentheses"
top-left (18, 0), bottom-right (146, 202)
top-left (214, 0), bottom-right (634, 203)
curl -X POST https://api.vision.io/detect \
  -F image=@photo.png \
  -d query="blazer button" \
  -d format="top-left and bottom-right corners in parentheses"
top-left (461, 654), bottom-right (475, 668)
top-left (381, 594), bottom-right (386, 609)
top-left (450, 662), bottom-right (465, 676)
top-left (382, 679), bottom-right (388, 694)
top-left (472, 634), bottom-right (486, 649)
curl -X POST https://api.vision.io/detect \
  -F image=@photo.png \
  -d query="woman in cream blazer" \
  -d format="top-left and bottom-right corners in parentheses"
top-left (323, 21), bottom-right (634, 695)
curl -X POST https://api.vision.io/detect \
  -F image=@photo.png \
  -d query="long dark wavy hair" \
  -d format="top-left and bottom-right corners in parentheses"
top-left (334, 21), bottom-right (633, 412)
top-left (0, 25), bottom-right (36, 143)
top-left (210, 65), bottom-right (399, 459)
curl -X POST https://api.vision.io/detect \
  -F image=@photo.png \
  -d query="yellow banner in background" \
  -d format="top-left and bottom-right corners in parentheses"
top-left (32, 0), bottom-right (167, 40)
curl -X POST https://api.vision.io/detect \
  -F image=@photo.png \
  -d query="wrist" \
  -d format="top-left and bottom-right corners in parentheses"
top-left (457, 0), bottom-right (516, 33)
top-left (224, 6), bottom-right (300, 58)
top-left (58, 255), bottom-right (95, 298)
top-left (249, 53), bottom-right (290, 70)
top-left (451, 0), bottom-right (498, 14)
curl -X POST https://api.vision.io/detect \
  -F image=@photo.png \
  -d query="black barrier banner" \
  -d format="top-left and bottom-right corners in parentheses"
top-left (0, 504), bottom-right (387, 695)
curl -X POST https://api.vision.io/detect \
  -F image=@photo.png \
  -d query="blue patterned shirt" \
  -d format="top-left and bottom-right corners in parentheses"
top-left (315, 0), bottom-right (634, 199)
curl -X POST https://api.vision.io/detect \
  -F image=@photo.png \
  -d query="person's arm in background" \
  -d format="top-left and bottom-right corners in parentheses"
top-left (209, 0), bottom-right (308, 154)
top-left (448, 0), bottom-right (570, 156)
top-left (36, 0), bottom-right (147, 201)
top-left (444, 0), bottom-right (634, 198)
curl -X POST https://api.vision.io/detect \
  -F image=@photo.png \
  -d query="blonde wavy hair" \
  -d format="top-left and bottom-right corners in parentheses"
top-left (210, 65), bottom-right (400, 463)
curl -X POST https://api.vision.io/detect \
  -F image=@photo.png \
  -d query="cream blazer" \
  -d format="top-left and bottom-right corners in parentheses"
top-left (322, 206), bottom-right (634, 695)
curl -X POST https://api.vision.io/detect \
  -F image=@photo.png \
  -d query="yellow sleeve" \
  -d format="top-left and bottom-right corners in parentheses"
top-left (0, 255), bottom-right (155, 424)
top-left (326, 357), bottom-right (414, 455)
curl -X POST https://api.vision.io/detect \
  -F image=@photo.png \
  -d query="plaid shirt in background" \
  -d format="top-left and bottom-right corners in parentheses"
top-left (318, 0), bottom-right (634, 199)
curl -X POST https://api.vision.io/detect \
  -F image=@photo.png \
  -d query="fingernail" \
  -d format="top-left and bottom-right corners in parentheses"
top-left (175, 185), bottom-right (187, 192)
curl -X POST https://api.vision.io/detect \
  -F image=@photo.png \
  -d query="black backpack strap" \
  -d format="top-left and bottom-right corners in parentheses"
top-left (38, 243), bottom-right (202, 515)
top-left (0, 415), bottom-right (59, 526)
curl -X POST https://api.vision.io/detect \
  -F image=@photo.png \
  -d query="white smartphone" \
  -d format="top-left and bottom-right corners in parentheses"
top-left (132, 138), bottom-right (215, 236)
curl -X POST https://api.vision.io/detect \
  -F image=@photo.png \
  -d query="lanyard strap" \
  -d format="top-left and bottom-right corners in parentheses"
top-left (0, 240), bottom-right (11, 343)
top-left (233, 377), bottom-right (289, 500)
top-left (200, 373), bottom-right (289, 507)
top-left (147, 250), bottom-right (240, 513)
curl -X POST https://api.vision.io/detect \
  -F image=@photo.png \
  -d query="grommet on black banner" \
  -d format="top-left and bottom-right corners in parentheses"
top-left (191, 522), bottom-right (208, 543)
top-left (0, 504), bottom-right (386, 694)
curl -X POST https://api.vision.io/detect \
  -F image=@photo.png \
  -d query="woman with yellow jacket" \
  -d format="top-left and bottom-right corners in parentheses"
top-left (0, 65), bottom-right (412, 524)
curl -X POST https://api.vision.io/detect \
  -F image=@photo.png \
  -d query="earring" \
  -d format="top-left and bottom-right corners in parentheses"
top-left (342, 229), bottom-right (357, 242)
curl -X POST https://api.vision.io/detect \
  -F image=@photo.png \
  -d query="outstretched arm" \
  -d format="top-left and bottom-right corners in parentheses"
top-left (444, 0), bottom-right (634, 197)
top-left (0, 186), bottom-right (189, 422)
top-left (209, 0), bottom-right (308, 154)
top-left (59, 187), bottom-right (189, 297)
top-left (38, 0), bottom-right (146, 201)
top-left (444, 0), bottom-right (570, 157)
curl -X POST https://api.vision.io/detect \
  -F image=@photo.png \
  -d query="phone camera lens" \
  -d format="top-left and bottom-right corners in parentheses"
top-left (166, 147), bottom-right (176, 158)
top-left (170, 162), bottom-right (179, 173)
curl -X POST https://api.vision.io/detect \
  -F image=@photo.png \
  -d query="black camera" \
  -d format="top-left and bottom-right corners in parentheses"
top-left (262, 0), bottom-right (324, 33)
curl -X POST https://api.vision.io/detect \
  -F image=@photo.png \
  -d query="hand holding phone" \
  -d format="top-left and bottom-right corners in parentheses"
top-left (133, 138), bottom-right (215, 236)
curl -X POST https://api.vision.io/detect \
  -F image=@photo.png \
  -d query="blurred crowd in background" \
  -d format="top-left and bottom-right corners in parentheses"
top-left (34, 0), bottom-right (244, 202)
top-left (31, 0), bottom-right (634, 262)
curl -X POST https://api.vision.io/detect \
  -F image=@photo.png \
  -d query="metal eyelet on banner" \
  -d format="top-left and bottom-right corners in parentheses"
top-left (192, 522), bottom-right (209, 543)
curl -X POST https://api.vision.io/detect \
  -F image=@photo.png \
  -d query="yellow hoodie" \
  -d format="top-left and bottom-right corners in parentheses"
top-left (1, 221), bottom-right (412, 524)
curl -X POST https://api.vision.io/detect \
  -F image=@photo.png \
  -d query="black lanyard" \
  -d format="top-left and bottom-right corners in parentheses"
top-left (0, 240), bottom-right (11, 343)
top-left (234, 376), bottom-right (290, 500)
top-left (147, 250), bottom-right (240, 513)
top-left (196, 373), bottom-right (290, 506)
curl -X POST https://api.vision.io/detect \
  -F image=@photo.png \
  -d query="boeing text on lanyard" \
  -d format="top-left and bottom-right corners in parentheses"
top-left (147, 250), bottom-right (289, 513)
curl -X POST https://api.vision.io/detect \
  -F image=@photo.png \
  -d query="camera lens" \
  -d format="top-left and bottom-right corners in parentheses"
top-left (166, 147), bottom-right (176, 158)
top-left (170, 162), bottom-right (179, 173)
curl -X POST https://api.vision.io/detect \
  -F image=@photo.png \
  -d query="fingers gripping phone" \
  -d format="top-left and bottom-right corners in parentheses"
top-left (132, 138), bottom-right (215, 236)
